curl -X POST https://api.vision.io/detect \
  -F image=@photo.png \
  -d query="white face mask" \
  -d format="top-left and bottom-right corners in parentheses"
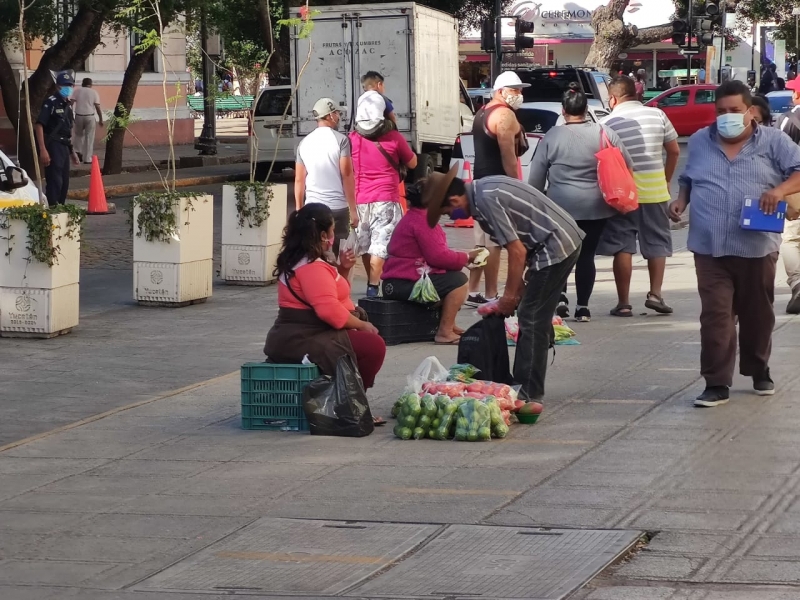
top-left (502, 91), bottom-right (524, 110)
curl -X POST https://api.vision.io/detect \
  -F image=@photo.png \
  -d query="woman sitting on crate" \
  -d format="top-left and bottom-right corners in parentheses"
top-left (380, 182), bottom-right (483, 345)
top-left (264, 204), bottom-right (387, 424)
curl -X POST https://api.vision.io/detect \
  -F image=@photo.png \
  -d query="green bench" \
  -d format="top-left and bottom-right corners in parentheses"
top-left (186, 95), bottom-right (254, 118)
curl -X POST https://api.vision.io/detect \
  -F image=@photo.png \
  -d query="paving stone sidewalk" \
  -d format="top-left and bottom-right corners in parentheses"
top-left (1, 228), bottom-right (800, 598)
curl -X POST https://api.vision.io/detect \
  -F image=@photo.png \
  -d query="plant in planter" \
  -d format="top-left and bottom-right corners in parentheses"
top-left (0, 204), bottom-right (85, 337)
top-left (120, 0), bottom-right (214, 306)
top-left (220, 4), bottom-right (316, 285)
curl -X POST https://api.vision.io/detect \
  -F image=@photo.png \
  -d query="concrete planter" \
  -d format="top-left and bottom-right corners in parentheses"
top-left (220, 183), bottom-right (287, 285)
top-left (0, 212), bottom-right (80, 338)
top-left (132, 194), bottom-right (213, 306)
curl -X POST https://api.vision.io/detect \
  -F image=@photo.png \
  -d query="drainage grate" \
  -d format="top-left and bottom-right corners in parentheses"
top-left (135, 517), bottom-right (440, 595)
top-left (348, 525), bottom-right (641, 600)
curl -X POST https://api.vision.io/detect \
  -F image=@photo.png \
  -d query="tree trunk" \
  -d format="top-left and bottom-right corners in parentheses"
top-left (16, 6), bottom-right (105, 174)
top-left (0, 46), bottom-right (20, 139)
top-left (584, 0), bottom-right (670, 72)
top-left (103, 45), bottom-right (158, 176)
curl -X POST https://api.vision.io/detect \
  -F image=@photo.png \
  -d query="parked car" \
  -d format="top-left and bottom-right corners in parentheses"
top-left (515, 67), bottom-right (612, 111)
top-left (467, 88), bottom-right (493, 110)
top-left (449, 102), bottom-right (608, 183)
top-left (645, 84), bottom-right (717, 136)
top-left (0, 149), bottom-right (40, 207)
top-left (250, 85), bottom-right (299, 170)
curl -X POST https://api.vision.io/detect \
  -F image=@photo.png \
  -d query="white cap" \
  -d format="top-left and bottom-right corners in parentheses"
top-left (312, 97), bottom-right (338, 119)
top-left (356, 91), bottom-right (386, 130)
top-left (493, 71), bottom-right (531, 91)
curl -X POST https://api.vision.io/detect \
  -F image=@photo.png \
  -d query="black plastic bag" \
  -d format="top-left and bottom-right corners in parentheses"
top-left (302, 355), bottom-right (375, 437)
top-left (457, 315), bottom-right (513, 385)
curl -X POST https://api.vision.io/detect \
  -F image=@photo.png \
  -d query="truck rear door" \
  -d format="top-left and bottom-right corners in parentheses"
top-left (292, 10), bottom-right (413, 136)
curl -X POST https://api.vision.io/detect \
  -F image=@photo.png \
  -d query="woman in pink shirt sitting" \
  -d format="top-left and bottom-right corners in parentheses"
top-left (381, 183), bottom-right (481, 345)
top-left (264, 204), bottom-right (387, 423)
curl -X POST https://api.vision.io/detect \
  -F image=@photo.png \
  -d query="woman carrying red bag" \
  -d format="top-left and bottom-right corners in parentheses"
top-left (528, 83), bottom-right (633, 322)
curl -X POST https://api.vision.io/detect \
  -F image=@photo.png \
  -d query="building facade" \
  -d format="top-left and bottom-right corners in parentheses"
top-left (0, 25), bottom-right (191, 154)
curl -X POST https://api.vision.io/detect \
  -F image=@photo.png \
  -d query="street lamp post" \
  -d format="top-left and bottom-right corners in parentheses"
top-left (195, 7), bottom-right (217, 156)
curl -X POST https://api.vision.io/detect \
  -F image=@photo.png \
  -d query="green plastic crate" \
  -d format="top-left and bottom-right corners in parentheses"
top-left (240, 363), bottom-right (320, 431)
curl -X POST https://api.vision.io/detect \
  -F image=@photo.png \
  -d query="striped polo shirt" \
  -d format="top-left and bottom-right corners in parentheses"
top-left (678, 124), bottom-right (800, 258)
top-left (467, 176), bottom-right (585, 271)
top-left (600, 101), bottom-right (678, 204)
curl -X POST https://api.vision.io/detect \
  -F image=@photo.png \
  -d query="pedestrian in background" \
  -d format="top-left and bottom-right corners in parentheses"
top-left (72, 78), bottom-right (103, 164)
top-left (350, 91), bottom-right (417, 297)
top-left (528, 83), bottom-right (632, 322)
top-left (467, 71), bottom-right (530, 308)
top-left (670, 80), bottom-right (800, 407)
top-left (772, 78), bottom-right (800, 313)
top-left (598, 76), bottom-right (681, 317)
top-left (35, 71), bottom-right (80, 206)
top-left (294, 97), bottom-right (358, 279)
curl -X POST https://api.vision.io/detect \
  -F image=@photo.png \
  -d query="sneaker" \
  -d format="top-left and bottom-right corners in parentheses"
top-left (574, 307), bottom-right (591, 322)
top-left (556, 294), bottom-right (570, 319)
top-left (366, 284), bottom-right (379, 298)
top-left (753, 369), bottom-right (775, 396)
top-left (694, 386), bottom-right (730, 407)
top-left (787, 284), bottom-right (800, 314)
top-left (466, 293), bottom-right (489, 308)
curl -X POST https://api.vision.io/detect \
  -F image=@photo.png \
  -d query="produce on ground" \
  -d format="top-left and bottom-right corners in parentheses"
top-left (448, 363), bottom-right (480, 384)
top-left (392, 393), bottom-right (421, 440)
top-left (454, 398), bottom-right (492, 441)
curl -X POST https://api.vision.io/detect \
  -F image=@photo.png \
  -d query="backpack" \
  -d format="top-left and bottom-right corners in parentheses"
top-left (457, 316), bottom-right (513, 384)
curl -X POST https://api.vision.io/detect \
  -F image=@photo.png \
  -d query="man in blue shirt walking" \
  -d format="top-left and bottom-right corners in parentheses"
top-left (670, 80), bottom-right (800, 407)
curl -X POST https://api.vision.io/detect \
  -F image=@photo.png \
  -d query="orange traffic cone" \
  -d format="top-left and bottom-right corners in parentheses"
top-left (398, 181), bottom-right (408, 215)
top-left (87, 155), bottom-right (110, 215)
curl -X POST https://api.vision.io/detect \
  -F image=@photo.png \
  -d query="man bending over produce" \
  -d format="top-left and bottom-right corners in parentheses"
top-left (423, 166), bottom-right (584, 401)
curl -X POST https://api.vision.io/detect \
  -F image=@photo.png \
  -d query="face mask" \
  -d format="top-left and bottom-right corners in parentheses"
top-left (503, 91), bottom-right (524, 110)
top-left (59, 86), bottom-right (73, 98)
top-left (716, 113), bottom-right (747, 139)
top-left (450, 207), bottom-right (468, 221)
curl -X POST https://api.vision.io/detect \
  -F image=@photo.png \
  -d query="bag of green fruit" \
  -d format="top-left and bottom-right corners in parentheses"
top-left (408, 263), bottom-right (440, 304)
top-left (431, 395), bottom-right (459, 440)
top-left (484, 398), bottom-right (510, 439)
top-left (393, 393), bottom-right (422, 440)
top-left (454, 398), bottom-right (492, 441)
top-left (412, 394), bottom-right (438, 439)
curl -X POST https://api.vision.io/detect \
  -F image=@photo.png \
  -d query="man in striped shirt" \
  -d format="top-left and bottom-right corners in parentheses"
top-left (670, 80), bottom-right (800, 407)
top-left (424, 167), bottom-right (584, 401)
top-left (599, 76), bottom-right (681, 317)
top-left (773, 77), bottom-right (800, 313)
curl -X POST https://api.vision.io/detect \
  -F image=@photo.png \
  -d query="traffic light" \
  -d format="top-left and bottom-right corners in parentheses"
top-left (481, 18), bottom-right (495, 52)
top-left (514, 18), bottom-right (535, 52)
top-left (697, 18), bottom-right (714, 46)
top-left (671, 19), bottom-right (688, 46)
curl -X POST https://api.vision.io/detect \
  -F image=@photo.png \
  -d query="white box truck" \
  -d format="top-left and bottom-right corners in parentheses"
top-left (289, 2), bottom-right (474, 179)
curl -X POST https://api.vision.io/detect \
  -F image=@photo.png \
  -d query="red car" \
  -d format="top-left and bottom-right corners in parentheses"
top-left (645, 84), bottom-right (717, 136)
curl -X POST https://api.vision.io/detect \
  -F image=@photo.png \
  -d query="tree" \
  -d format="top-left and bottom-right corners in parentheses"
top-left (585, 0), bottom-right (673, 71)
top-left (0, 0), bottom-right (117, 174)
top-left (736, 0), bottom-right (799, 58)
top-left (102, 0), bottom-right (185, 175)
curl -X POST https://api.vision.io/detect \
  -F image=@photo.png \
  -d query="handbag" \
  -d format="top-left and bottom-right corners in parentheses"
top-left (595, 127), bottom-right (639, 214)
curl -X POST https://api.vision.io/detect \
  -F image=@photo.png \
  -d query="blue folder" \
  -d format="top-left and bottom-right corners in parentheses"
top-left (740, 199), bottom-right (787, 233)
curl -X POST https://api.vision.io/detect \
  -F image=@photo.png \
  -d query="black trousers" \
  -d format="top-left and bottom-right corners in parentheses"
top-left (44, 142), bottom-right (71, 206)
top-left (563, 218), bottom-right (607, 306)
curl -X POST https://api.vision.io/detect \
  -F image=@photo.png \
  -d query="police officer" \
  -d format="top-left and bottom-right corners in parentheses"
top-left (34, 71), bottom-right (79, 206)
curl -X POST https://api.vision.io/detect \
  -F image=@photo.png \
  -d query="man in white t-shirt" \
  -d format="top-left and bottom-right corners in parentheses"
top-left (295, 97), bottom-right (358, 277)
top-left (71, 78), bottom-right (103, 164)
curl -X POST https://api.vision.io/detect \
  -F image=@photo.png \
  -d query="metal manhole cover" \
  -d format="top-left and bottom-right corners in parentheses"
top-left (135, 518), bottom-right (439, 595)
top-left (348, 525), bottom-right (641, 600)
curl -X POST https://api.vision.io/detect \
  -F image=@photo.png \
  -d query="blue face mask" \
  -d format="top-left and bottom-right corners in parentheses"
top-left (450, 207), bottom-right (468, 221)
top-left (59, 86), bottom-right (73, 98)
top-left (716, 112), bottom-right (746, 139)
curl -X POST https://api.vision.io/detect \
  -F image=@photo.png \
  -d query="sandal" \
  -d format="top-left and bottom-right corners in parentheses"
top-left (373, 416), bottom-right (387, 426)
top-left (645, 293), bottom-right (673, 314)
top-left (610, 304), bottom-right (633, 317)
top-left (434, 337), bottom-right (461, 345)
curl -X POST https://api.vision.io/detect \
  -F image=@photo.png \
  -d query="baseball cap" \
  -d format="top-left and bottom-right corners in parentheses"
top-left (786, 79), bottom-right (800, 91)
top-left (493, 71), bottom-right (531, 91)
top-left (312, 97), bottom-right (338, 119)
top-left (425, 165), bottom-right (461, 228)
top-left (356, 91), bottom-right (386, 130)
top-left (55, 71), bottom-right (74, 86)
